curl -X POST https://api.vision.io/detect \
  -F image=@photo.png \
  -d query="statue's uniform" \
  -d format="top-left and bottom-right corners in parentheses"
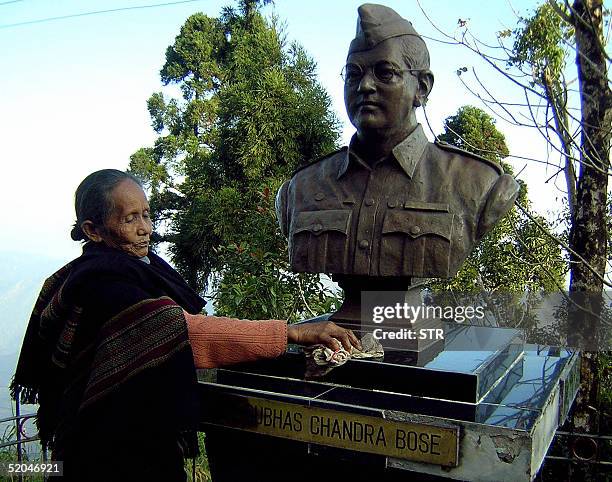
top-left (276, 125), bottom-right (520, 279)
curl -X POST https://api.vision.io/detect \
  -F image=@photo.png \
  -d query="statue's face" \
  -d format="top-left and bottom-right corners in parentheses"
top-left (344, 37), bottom-right (420, 137)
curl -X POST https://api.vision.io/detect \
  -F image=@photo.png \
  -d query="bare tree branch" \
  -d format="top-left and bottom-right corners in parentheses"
top-left (516, 202), bottom-right (612, 288)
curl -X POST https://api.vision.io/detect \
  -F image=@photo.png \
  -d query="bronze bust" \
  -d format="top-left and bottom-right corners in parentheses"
top-left (276, 4), bottom-right (519, 319)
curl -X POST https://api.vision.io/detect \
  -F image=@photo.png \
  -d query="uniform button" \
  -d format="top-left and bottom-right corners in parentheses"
top-left (359, 239), bottom-right (369, 249)
top-left (312, 223), bottom-right (322, 233)
top-left (365, 198), bottom-right (375, 206)
top-left (387, 200), bottom-right (396, 208)
top-left (314, 192), bottom-right (325, 201)
top-left (410, 225), bottom-right (421, 235)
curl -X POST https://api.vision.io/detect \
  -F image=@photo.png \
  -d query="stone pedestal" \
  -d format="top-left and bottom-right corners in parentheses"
top-left (199, 322), bottom-right (580, 481)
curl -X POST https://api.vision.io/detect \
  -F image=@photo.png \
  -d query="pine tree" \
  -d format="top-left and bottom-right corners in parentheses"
top-left (130, 1), bottom-right (341, 320)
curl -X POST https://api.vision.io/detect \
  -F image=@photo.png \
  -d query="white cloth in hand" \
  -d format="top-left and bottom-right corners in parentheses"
top-left (305, 333), bottom-right (383, 377)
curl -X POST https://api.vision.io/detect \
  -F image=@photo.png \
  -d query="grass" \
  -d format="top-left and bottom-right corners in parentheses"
top-left (0, 418), bottom-right (212, 482)
top-left (185, 432), bottom-right (212, 482)
top-left (0, 426), bottom-right (45, 482)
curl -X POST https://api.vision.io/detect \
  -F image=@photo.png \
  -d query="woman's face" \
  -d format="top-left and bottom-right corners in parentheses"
top-left (98, 179), bottom-right (152, 257)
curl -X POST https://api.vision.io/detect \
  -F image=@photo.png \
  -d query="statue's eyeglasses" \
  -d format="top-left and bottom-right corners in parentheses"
top-left (340, 61), bottom-right (420, 84)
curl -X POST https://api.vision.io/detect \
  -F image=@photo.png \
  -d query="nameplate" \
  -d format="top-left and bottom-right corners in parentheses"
top-left (202, 394), bottom-right (459, 467)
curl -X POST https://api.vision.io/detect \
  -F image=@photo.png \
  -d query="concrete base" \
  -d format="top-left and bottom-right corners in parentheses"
top-left (198, 328), bottom-right (580, 482)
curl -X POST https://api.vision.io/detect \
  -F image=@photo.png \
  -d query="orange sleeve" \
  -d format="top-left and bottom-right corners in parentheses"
top-left (184, 311), bottom-right (288, 368)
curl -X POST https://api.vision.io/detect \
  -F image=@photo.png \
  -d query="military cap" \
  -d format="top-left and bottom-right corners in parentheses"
top-left (349, 3), bottom-right (422, 54)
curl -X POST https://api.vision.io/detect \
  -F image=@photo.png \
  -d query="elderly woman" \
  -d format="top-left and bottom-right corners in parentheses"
top-left (11, 169), bottom-right (358, 482)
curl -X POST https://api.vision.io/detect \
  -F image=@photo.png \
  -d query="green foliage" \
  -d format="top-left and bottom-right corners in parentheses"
top-left (599, 351), bottom-right (612, 415)
top-left (129, 1), bottom-right (341, 319)
top-left (510, 2), bottom-right (573, 84)
top-left (438, 105), bottom-right (509, 162)
top-left (433, 105), bottom-right (566, 294)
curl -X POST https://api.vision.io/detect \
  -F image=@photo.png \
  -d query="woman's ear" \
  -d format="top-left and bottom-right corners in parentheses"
top-left (81, 220), bottom-right (103, 242)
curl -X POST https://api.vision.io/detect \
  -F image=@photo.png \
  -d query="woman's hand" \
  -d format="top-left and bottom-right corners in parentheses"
top-left (287, 321), bottom-right (361, 352)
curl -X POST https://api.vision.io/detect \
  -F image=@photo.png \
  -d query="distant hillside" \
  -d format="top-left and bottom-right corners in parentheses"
top-left (0, 251), bottom-right (71, 357)
top-left (0, 252), bottom-right (72, 416)
top-left (0, 351), bottom-right (19, 419)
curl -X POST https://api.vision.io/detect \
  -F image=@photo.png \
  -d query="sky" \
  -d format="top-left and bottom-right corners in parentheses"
top-left (0, 0), bottom-right (580, 265)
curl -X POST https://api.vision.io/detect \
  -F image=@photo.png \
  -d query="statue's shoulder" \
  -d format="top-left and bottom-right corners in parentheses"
top-left (292, 147), bottom-right (347, 176)
top-left (434, 140), bottom-right (503, 175)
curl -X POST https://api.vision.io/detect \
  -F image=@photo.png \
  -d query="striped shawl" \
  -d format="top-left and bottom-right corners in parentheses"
top-left (11, 243), bottom-right (205, 454)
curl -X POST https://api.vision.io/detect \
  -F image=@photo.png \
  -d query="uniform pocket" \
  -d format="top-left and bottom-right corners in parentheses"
top-left (380, 205), bottom-right (454, 277)
top-left (290, 210), bottom-right (352, 273)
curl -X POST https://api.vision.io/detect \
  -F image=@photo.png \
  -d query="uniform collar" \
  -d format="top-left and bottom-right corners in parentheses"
top-left (338, 124), bottom-right (429, 180)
